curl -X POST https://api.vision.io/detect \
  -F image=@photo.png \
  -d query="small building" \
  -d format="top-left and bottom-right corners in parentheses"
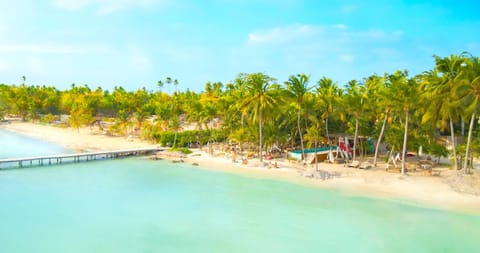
top-left (288, 146), bottom-right (338, 162)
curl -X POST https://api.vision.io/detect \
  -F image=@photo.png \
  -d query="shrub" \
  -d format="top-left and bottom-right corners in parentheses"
top-left (169, 147), bottom-right (192, 154)
top-left (153, 129), bottom-right (228, 147)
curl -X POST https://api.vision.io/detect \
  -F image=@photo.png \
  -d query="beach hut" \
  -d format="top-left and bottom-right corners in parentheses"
top-left (288, 146), bottom-right (338, 162)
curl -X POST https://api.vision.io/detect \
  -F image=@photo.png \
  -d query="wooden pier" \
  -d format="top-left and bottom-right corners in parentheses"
top-left (0, 148), bottom-right (164, 169)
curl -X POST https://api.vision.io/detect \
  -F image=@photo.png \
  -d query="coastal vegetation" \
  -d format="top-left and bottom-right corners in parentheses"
top-left (0, 53), bottom-right (479, 173)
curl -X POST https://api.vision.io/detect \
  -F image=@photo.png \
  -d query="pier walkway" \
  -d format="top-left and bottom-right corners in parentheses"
top-left (0, 147), bottom-right (164, 169)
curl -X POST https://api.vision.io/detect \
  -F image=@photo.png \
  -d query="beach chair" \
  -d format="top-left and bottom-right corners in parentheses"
top-left (346, 160), bottom-right (360, 168)
top-left (359, 161), bottom-right (372, 169)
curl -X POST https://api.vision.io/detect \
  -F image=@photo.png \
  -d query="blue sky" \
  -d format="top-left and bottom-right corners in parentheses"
top-left (0, 0), bottom-right (479, 92)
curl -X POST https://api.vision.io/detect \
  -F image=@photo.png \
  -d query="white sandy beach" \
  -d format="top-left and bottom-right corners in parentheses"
top-left (1, 121), bottom-right (157, 152)
top-left (2, 121), bottom-right (480, 213)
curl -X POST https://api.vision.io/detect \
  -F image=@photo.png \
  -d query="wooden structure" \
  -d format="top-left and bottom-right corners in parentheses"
top-left (0, 148), bottom-right (163, 169)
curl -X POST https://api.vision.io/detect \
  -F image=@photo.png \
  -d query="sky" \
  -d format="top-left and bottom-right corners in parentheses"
top-left (0, 0), bottom-right (479, 92)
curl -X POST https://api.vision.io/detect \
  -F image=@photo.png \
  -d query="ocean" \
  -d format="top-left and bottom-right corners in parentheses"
top-left (1, 128), bottom-right (479, 252)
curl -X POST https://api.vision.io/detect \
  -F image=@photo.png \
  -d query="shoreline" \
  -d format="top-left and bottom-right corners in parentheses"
top-left (0, 121), bottom-right (157, 152)
top-left (2, 121), bottom-right (480, 214)
top-left (174, 151), bottom-right (480, 214)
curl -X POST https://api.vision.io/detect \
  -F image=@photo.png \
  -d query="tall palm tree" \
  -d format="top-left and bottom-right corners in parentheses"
top-left (171, 79), bottom-right (180, 146)
top-left (240, 73), bottom-right (278, 162)
top-left (157, 80), bottom-right (164, 93)
top-left (457, 54), bottom-right (480, 173)
top-left (429, 54), bottom-right (467, 170)
top-left (365, 75), bottom-right (390, 167)
top-left (388, 70), bottom-right (419, 174)
top-left (316, 77), bottom-right (341, 151)
top-left (173, 79), bottom-right (179, 94)
top-left (285, 73), bottom-right (311, 161)
top-left (344, 79), bottom-right (367, 161)
top-left (165, 77), bottom-right (172, 92)
top-left (304, 101), bottom-right (326, 171)
top-left (199, 82), bottom-right (221, 155)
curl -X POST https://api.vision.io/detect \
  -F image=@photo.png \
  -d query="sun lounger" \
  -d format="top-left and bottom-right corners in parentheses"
top-left (359, 161), bottom-right (372, 169)
top-left (346, 160), bottom-right (360, 168)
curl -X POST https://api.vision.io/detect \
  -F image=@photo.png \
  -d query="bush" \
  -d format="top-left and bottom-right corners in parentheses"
top-left (428, 142), bottom-right (449, 159)
top-left (169, 147), bottom-right (192, 154)
top-left (153, 129), bottom-right (227, 148)
top-left (159, 131), bottom-right (175, 147)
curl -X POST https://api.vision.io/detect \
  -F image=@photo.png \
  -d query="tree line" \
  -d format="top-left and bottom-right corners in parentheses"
top-left (0, 53), bottom-right (479, 174)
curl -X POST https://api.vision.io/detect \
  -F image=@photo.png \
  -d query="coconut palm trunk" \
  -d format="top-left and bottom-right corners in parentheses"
top-left (401, 110), bottom-right (409, 174)
top-left (353, 118), bottom-right (359, 161)
top-left (373, 113), bottom-right (388, 167)
top-left (314, 139), bottom-right (319, 171)
top-left (325, 116), bottom-right (331, 149)
top-left (259, 109), bottom-right (264, 162)
top-left (463, 112), bottom-right (476, 174)
top-left (298, 111), bottom-right (305, 161)
top-left (449, 115), bottom-right (459, 170)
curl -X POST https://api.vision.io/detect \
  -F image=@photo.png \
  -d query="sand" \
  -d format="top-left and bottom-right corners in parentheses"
top-left (1, 121), bottom-right (157, 152)
top-left (2, 121), bottom-right (480, 214)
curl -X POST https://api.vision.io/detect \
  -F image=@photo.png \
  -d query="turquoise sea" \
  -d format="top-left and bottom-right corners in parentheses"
top-left (1, 128), bottom-right (479, 252)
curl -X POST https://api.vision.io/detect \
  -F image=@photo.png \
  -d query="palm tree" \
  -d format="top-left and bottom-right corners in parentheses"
top-left (167, 78), bottom-right (181, 146)
top-left (457, 54), bottom-right (480, 173)
top-left (420, 72), bottom-right (459, 169)
top-left (225, 76), bottom-right (248, 129)
top-left (304, 105), bottom-right (326, 171)
top-left (344, 79), bottom-right (367, 161)
top-left (316, 77), bottom-right (341, 151)
top-left (429, 54), bottom-right (467, 170)
top-left (165, 77), bottom-right (172, 91)
top-left (365, 75), bottom-right (390, 167)
top-left (173, 79), bottom-right (179, 94)
top-left (9, 84), bottom-right (32, 121)
top-left (285, 73), bottom-right (311, 161)
top-left (199, 82), bottom-right (221, 155)
top-left (388, 70), bottom-right (419, 174)
top-left (240, 73), bottom-right (279, 162)
top-left (157, 80), bottom-right (164, 92)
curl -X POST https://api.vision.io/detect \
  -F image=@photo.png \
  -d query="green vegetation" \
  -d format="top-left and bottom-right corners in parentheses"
top-left (1, 53), bottom-right (479, 174)
top-left (169, 147), bottom-right (193, 155)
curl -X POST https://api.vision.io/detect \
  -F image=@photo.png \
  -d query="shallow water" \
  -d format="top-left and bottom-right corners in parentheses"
top-left (1, 129), bottom-right (479, 252)
top-left (0, 128), bottom-right (70, 159)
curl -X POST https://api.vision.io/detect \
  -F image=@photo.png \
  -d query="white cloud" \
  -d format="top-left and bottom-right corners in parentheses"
top-left (247, 24), bottom-right (318, 45)
top-left (52, 0), bottom-right (169, 14)
top-left (240, 24), bottom-right (408, 84)
top-left (0, 43), bottom-right (108, 54)
top-left (247, 24), bottom-right (403, 47)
